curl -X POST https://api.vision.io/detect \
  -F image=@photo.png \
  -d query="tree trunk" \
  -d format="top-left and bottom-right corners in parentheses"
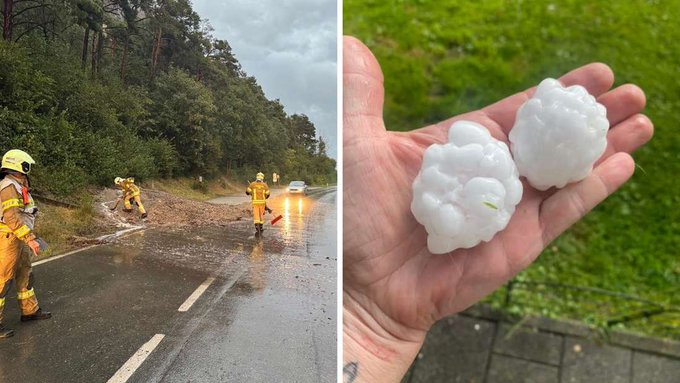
top-left (81, 27), bottom-right (90, 69)
top-left (41, 4), bottom-right (48, 40)
top-left (150, 27), bottom-right (161, 80)
top-left (96, 29), bottom-right (104, 74)
top-left (91, 31), bottom-right (96, 76)
top-left (111, 36), bottom-right (116, 59)
top-left (120, 34), bottom-right (129, 83)
top-left (2, 0), bottom-right (14, 41)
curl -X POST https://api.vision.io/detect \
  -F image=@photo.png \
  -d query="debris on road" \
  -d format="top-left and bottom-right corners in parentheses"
top-left (98, 188), bottom-right (250, 229)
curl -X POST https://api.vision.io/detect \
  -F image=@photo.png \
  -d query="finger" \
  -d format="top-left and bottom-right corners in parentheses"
top-left (343, 36), bottom-right (386, 139)
top-left (483, 63), bottom-right (615, 131)
top-left (539, 152), bottom-right (635, 245)
top-left (598, 84), bottom-right (646, 126)
top-left (596, 114), bottom-right (653, 166)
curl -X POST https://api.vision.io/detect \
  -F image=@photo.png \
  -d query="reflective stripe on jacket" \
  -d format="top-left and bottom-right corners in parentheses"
top-left (0, 175), bottom-right (37, 240)
top-left (246, 181), bottom-right (270, 205)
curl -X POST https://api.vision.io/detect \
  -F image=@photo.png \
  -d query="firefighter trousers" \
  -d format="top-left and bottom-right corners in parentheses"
top-left (0, 234), bottom-right (39, 323)
top-left (124, 195), bottom-right (146, 214)
top-left (252, 204), bottom-right (266, 224)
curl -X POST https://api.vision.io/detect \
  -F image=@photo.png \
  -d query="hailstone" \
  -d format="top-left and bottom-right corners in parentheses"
top-left (509, 78), bottom-right (609, 190)
top-left (411, 121), bottom-right (523, 254)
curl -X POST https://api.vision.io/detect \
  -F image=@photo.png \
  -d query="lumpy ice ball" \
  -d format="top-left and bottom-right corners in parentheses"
top-left (509, 78), bottom-right (609, 190)
top-left (411, 121), bottom-right (523, 254)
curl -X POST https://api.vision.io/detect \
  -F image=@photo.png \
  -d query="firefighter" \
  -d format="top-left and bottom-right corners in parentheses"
top-left (114, 177), bottom-right (147, 218)
top-left (246, 172), bottom-right (270, 234)
top-left (0, 150), bottom-right (52, 339)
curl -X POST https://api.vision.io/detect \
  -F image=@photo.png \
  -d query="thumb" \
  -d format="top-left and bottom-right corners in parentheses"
top-left (343, 36), bottom-right (386, 140)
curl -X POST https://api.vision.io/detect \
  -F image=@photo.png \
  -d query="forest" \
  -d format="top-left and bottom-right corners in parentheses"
top-left (1, 0), bottom-right (336, 197)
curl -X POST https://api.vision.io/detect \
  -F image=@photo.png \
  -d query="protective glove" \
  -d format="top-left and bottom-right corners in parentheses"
top-left (27, 237), bottom-right (48, 256)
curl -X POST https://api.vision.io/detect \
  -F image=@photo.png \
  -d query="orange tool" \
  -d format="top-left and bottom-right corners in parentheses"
top-left (271, 215), bottom-right (283, 225)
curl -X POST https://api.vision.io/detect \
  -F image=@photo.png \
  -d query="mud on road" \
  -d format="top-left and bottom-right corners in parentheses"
top-left (97, 188), bottom-right (251, 229)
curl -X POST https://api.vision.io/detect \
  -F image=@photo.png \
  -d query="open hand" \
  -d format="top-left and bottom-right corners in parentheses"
top-left (343, 36), bottom-right (653, 381)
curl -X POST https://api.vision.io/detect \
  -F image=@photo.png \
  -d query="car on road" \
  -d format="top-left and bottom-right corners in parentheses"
top-left (287, 181), bottom-right (308, 195)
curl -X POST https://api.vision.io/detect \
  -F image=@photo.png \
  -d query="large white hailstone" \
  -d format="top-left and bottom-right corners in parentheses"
top-left (509, 78), bottom-right (609, 190)
top-left (411, 121), bottom-right (523, 254)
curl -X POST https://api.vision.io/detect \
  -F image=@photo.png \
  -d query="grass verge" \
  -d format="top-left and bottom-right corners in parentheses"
top-left (144, 177), bottom-right (241, 201)
top-left (32, 195), bottom-right (116, 260)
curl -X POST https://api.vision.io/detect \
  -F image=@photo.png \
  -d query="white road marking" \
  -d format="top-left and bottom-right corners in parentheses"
top-left (107, 334), bottom-right (165, 383)
top-left (32, 228), bottom-right (145, 267)
top-left (177, 277), bottom-right (215, 312)
top-left (32, 245), bottom-right (100, 266)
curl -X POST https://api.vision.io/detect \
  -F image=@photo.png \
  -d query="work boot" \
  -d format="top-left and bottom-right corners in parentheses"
top-left (259, 223), bottom-right (265, 232)
top-left (21, 308), bottom-right (52, 322)
top-left (0, 324), bottom-right (14, 338)
top-left (141, 213), bottom-right (148, 219)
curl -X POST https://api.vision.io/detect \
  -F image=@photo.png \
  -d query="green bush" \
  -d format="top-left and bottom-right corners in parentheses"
top-left (0, 0), bottom-right (336, 197)
top-left (190, 180), bottom-right (208, 194)
top-left (146, 137), bottom-right (180, 178)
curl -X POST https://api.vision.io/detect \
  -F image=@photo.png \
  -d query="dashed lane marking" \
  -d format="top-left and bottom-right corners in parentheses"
top-left (177, 276), bottom-right (215, 312)
top-left (107, 334), bottom-right (165, 383)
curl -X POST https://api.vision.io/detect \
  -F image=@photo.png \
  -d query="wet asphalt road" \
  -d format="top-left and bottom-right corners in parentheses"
top-left (0, 189), bottom-right (337, 382)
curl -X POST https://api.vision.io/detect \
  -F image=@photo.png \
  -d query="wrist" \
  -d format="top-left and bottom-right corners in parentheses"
top-left (343, 291), bottom-right (425, 382)
top-left (22, 233), bottom-right (36, 243)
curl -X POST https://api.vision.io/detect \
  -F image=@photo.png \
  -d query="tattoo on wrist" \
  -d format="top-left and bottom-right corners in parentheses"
top-left (343, 362), bottom-right (359, 383)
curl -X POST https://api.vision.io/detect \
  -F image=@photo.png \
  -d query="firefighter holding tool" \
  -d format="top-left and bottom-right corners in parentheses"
top-left (0, 149), bottom-right (52, 339)
top-left (113, 177), bottom-right (147, 218)
top-left (246, 172), bottom-right (270, 234)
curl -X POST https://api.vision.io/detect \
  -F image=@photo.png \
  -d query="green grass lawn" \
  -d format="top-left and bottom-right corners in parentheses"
top-left (345, 0), bottom-right (680, 339)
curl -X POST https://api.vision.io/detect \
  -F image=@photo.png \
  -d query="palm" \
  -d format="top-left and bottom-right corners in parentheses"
top-left (343, 36), bottom-right (653, 335)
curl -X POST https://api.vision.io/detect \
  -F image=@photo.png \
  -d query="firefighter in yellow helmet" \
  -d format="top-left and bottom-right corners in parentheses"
top-left (114, 177), bottom-right (147, 219)
top-left (246, 172), bottom-right (270, 234)
top-left (0, 150), bottom-right (52, 339)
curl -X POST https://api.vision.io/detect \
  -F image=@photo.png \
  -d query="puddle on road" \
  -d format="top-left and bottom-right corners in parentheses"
top-left (103, 192), bottom-right (336, 297)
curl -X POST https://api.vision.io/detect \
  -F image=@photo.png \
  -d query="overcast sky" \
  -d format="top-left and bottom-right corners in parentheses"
top-left (192, 0), bottom-right (337, 159)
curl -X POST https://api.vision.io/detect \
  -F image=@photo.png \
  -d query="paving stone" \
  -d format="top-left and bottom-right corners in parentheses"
top-left (411, 315), bottom-right (495, 383)
top-left (561, 337), bottom-right (632, 383)
top-left (611, 331), bottom-right (680, 359)
top-left (487, 354), bottom-right (559, 383)
top-left (632, 351), bottom-right (680, 383)
top-left (493, 323), bottom-right (563, 365)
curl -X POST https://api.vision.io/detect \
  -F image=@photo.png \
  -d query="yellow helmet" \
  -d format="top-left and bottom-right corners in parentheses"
top-left (114, 177), bottom-right (123, 184)
top-left (256, 172), bottom-right (264, 180)
top-left (126, 177), bottom-right (135, 183)
top-left (1, 149), bottom-right (35, 174)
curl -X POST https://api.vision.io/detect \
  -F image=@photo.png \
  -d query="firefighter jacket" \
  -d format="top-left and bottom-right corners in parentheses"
top-left (120, 179), bottom-right (141, 197)
top-left (0, 174), bottom-right (37, 242)
top-left (246, 181), bottom-right (270, 205)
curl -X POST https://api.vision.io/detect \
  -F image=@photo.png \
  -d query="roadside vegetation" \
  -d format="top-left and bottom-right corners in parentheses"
top-left (345, 0), bottom-right (680, 339)
top-left (148, 178), bottom-right (237, 201)
top-left (0, 0), bottom-right (336, 201)
top-left (0, 0), bottom-right (336, 253)
top-left (33, 196), bottom-right (116, 259)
